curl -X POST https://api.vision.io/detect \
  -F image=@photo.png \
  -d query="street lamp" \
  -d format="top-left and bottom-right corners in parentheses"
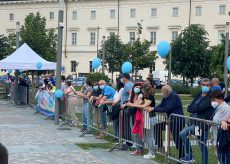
top-left (102, 36), bottom-right (106, 73)
top-left (54, 0), bottom-right (64, 124)
top-left (168, 42), bottom-right (172, 85)
top-left (14, 22), bottom-right (20, 104)
top-left (224, 22), bottom-right (229, 98)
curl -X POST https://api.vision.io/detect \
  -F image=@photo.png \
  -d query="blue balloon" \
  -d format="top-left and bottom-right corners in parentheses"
top-left (157, 41), bottom-right (170, 58)
top-left (55, 89), bottom-right (64, 98)
top-left (8, 69), bottom-right (12, 74)
top-left (92, 58), bottom-right (101, 69)
top-left (19, 69), bottom-right (24, 73)
top-left (227, 56), bottom-right (230, 71)
top-left (36, 62), bottom-right (42, 70)
top-left (122, 62), bottom-right (132, 73)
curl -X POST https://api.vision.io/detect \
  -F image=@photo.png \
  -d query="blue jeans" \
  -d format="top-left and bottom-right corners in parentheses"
top-left (82, 102), bottom-right (89, 130)
top-left (113, 118), bottom-right (119, 138)
top-left (100, 108), bottom-right (107, 130)
top-left (179, 125), bottom-right (209, 164)
top-left (218, 149), bottom-right (230, 164)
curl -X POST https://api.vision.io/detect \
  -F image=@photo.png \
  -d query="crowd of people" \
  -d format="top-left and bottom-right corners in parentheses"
top-left (5, 72), bottom-right (229, 163)
top-left (51, 73), bottom-right (230, 163)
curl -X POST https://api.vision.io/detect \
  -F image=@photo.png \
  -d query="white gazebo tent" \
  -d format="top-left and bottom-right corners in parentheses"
top-left (0, 43), bottom-right (56, 70)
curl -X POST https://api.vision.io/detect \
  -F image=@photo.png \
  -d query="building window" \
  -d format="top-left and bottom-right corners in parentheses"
top-left (172, 7), bottom-right (179, 17)
top-left (71, 33), bottom-right (77, 45)
top-left (9, 13), bottom-right (14, 21)
top-left (195, 6), bottom-right (202, 16)
top-left (218, 30), bottom-right (225, 44)
top-left (110, 9), bottom-right (115, 18)
top-left (91, 10), bottom-right (96, 19)
top-left (219, 5), bottom-right (226, 15)
top-left (90, 32), bottom-right (96, 45)
top-left (71, 61), bottom-right (77, 72)
top-left (129, 32), bottom-right (135, 42)
top-left (130, 8), bottom-right (136, 18)
top-left (172, 31), bottom-right (178, 41)
top-left (151, 8), bottom-right (157, 17)
top-left (72, 11), bottom-right (77, 20)
top-left (49, 12), bottom-right (54, 20)
top-left (89, 61), bottom-right (93, 72)
top-left (150, 32), bottom-right (157, 45)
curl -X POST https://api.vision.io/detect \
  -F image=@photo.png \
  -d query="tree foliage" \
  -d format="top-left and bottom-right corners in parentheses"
top-left (99, 23), bottom-right (157, 73)
top-left (20, 12), bottom-right (57, 61)
top-left (87, 72), bottom-right (110, 83)
top-left (209, 35), bottom-right (230, 80)
top-left (98, 34), bottom-right (128, 73)
top-left (0, 35), bottom-right (13, 60)
top-left (166, 24), bottom-right (210, 83)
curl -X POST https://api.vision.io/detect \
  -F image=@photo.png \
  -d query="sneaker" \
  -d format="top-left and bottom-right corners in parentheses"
top-left (180, 155), bottom-right (195, 163)
top-left (131, 150), bottom-right (142, 155)
top-left (143, 153), bottom-right (155, 159)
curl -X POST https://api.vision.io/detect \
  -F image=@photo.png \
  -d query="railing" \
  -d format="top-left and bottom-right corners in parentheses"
top-left (4, 87), bottom-right (227, 164)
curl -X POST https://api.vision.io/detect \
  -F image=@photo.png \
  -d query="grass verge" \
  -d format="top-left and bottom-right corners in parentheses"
top-left (76, 143), bottom-right (113, 150)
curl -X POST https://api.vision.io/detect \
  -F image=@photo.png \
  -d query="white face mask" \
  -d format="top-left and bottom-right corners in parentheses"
top-left (211, 101), bottom-right (219, 108)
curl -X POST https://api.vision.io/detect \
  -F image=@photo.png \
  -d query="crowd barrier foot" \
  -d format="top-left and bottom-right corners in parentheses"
top-left (109, 142), bottom-right (129, 152)
top-left (79, 130), bottom-right (93, 137)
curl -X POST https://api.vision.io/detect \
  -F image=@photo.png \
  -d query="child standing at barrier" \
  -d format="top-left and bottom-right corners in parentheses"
top-left (64, 81), bottom-right (78, 126)
top-left (127, 83), bottom-right (156, 159)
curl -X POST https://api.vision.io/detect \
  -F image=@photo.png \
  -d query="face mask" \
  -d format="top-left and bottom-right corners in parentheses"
top-left (99, 85), bottom-right (105, 90)
top-left (93, 86), bottom-right (98, 90)
top-left (211, 101), bottom-right (219, 108)
top-left (201, 86), bottom-right (209, 93)
top-left (134, 87), bottom-right (140, 94)
top-left (83, 84), bottom-right (87, 88)
top-left (120, 79), bottom-right (124, 83)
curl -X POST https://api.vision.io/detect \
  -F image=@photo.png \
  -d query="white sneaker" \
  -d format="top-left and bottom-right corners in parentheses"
top-left (143, 153), bottom-right (155, 159)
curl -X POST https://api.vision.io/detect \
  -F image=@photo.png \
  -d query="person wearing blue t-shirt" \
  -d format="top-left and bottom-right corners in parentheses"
top-left (96, 80), bottom-right (116, 139)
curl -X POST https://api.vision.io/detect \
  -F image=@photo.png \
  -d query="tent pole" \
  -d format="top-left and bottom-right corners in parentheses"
top-left (14, 22), bottom-right (20, 105)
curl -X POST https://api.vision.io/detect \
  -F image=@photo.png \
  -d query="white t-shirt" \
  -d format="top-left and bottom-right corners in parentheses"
top-left (113, 88), bottom-right (123, 102)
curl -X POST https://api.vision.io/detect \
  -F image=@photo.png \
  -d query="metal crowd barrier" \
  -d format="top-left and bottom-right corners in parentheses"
top-left (167, 114), bottom-right (220, 164)
top-left (18, 86), bottom-right (28, 105)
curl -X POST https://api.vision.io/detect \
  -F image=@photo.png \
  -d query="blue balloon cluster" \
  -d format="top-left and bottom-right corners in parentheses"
top-left (122, 62), bottom-right (132, 73)
top-left (36, 62), bottom-right (43, 70)
top-left (55, 89), bottom-right (64, 98)
top-left (227, 56), bottom-right (230, 71)
top-left (157, 41), bottom-right (170, 58)
top-left (92, 58), bottom-right (101, 69)
top-left (8, 69), bottom-right (12, 74)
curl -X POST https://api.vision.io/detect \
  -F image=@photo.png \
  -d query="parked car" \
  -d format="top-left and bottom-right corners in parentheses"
top-left (192, 80), bottom-right (200, 88)
top-left (153, 78), bottom-right (163, 89)
top-left (0, 76), bottom-right (7, 82)
top-left (170, 79), bottom-right (184, 85)
top-left (72, 77), bottom-right (86, 86)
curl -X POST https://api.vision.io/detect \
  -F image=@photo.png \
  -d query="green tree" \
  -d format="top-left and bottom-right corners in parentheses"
top-left (0, 35), bottom-right (12, 60)
top-left (123, 23), bottom-right (157, 72)
top-left (98, 34), bottom-right (127, 73)
top-left (209, 35), bottom-right (230, 80)
top-left (20, 12), bottom-right (57, 61)
top-left (87, 72), bottom-right (110, 83)
top-left (166, 24), bottom-right (210, 85)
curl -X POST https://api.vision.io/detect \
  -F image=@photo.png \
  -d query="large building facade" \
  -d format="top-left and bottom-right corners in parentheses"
top-left (0, 0), bottom-right (229, 80)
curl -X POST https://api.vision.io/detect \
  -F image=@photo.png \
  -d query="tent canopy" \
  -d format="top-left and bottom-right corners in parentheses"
top-left (0, 43), bottom-right (56, 70)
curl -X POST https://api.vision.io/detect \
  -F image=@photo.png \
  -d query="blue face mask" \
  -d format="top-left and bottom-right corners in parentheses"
top-left (100, 85), bottom-right (105, 90)
top-left (201, 86), bottom-right (209, 93)
top-left (120, 79), bottom-right (124, 83)
top-left (83, 84), bottom-right (87, 88)
top-left (93, 86), bottom-right (98, 90)
top-left (134, 87), bottom-right (140, 94)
